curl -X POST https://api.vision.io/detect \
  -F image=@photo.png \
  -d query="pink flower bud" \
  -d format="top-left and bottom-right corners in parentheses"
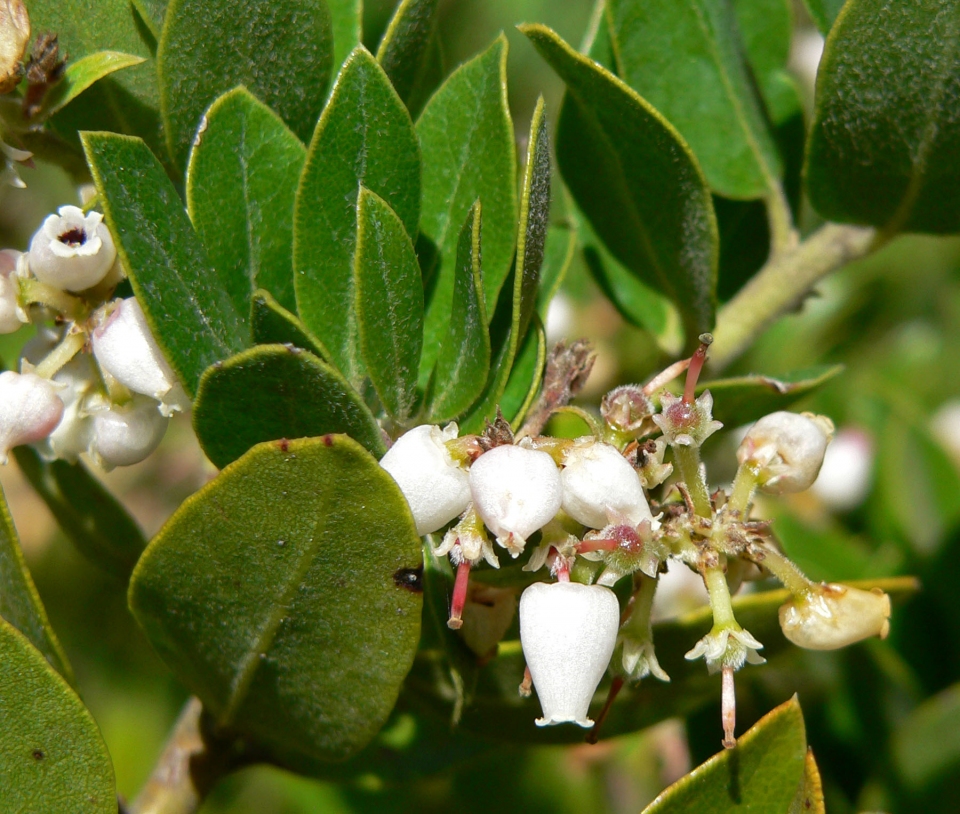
top-left (738, 411), bottom-right (834, 494)
top-left (380, 424), bottom-right (471, 536)
top-left (520, 581), bottom-right (620, 727)
top-left (92, 298), bottom-right (188, 415)
top-left (561, 438), bottom-right (652, 528)
top-left (0, 371), bottom-right (64, 463)
top-left (27, 206), bottom-right (117, 292)
top-left (470, 444), bottom-right (562, 555)
top-left (779, 583), bottom-right (891, 650)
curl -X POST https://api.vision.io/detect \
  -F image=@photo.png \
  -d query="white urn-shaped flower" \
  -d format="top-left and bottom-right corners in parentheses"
top-left (27, 206), bottom-right (117, 292)
top-left (92, 298), bottom-right (188, 415)
top-left (519, 581), bottom-right (620, 727)
top-left (91, 394), bottom-right (168, 469)
top-left (738, 411), bottom-right (834, 494)
top-left (779, 584), bottom-right (891, 650)
top-left (379, 423), bottom-right (471, 536)
top-left (470, 444), bottom-right (562, 555)
top-left (561, 438), bottom-right (652, 528)
top-left (0, 371), bottom-right (64, 463)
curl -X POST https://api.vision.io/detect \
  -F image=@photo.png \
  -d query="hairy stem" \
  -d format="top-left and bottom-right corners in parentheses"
top-left (130, 698), bottom-right (236, 814)
top-left (765, 182), bottom-right (799, 256)
top-left (673, 443), bottom-right (712, 518)
top-left (710, 224), bottom-right (879, 370)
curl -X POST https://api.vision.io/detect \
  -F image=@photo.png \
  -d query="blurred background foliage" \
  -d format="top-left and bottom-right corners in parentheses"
top-left (2, 0), bottom-right (960, 811)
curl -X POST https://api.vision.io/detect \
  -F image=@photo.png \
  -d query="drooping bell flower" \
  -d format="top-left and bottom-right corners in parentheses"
top-left (470, 443), bottom-right (562, 556)
top-left (0, 371), bottom-right (63, 463)
top-left (560, 438), bottom-right (652, 529)
top-left (27, 206), bottom-right (117, 292)
top-left (737, 411), bottom-right (834, 494)
top-left (779, 583), bottom-right (891, 650)
top-left (379, 423), bottom-right (471, 536)
top-left (519, 581), bottom-right (620, 727)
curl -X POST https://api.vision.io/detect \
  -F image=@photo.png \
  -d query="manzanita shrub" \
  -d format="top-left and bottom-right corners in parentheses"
top-left (0, 0), bottom-right (956, 811)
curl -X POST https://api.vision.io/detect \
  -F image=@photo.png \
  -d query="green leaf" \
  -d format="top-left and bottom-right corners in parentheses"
top-left (41, 51), bottom-right (146, 119)
top-left (329, 0), bottom-right (362, 71)
top-left (13, 446), bottom-right (146, 581)
top-left (192, 344), bottom-right (385, 469)
top-left (642, 696), bottom-right (806, 813)
top-left (376, 0), bottom-right (441, 115)
top-left (439, 576), bottom-right (917, 744)
top-left (537, 222), bottom-right (578, 318)
top-left (251, 289), bottom-right (331, 362)
top-left (732, 0), bottom-right (793, 86)
top-left (158, 0), bottom-right (333, 171)
top-left (803, 0), bottom-right (845, 35)
top-left (426, 202), bottom-right (489, 421)
top-left (0, 482), bottom-right (71, 680)
top-left (606, 0), bottom-right (783, 200)
top-left (697, 365), bottom-right (844, 428)
top-left (417, 34), bottom-right (517, 379)
top-left (130, 0), bottom-right (168, 39)
top-left (354, 187), bottom-right (424, 420)
top-left (27, 0), bottom-right (161, 152)
top-left (502, 318), bottom-right (547, 429)
top-left (82, 132), bottom-right (248, 396)
top-left (456, 98), bottom-right (550, 431)
top-left (805, 0), bottom-right (960, 234)
top-left (0, 620), bottom-right (115, 812)
top-left (186, 86), bottom-right (306, 315)
top-left (523, 24), bottom-right (717, 345)
top-left (129, 436), bottom-right (422, 762)
top-left (294, 46), bottom-right (420, 384)
top-left (790, 750), bottom-right (826, 814)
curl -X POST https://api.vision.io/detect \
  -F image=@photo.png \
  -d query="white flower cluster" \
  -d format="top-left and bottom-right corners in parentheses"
top-left (0, 205), bottom-right (186, 469)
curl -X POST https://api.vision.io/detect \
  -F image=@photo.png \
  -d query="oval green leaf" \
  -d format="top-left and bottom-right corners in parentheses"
top-left (803, 0), bottom-right (845, 35)
top-left (502, 318), bottom-right (547, 429)
top-left (251, 289), bottom-right (331, 362)
top-left (129, 435), bottom-right (422, 762)
top-left (158, 0), bottom-right (333, 171)
top-left (40, 51), bottom-right (146, 119)
top-left (0, 482), bottom-right (71, 680)
top-left (376, 0), bottom-right (441, 115)
top-left (355, 186), bottom-right (424, 421)
top-left (294, 45), bottom-right (421, 384)
top-left (642, 696), bottom-right (806, 813)
top-left (192, 344), bottom-right (385, 469)
top-left (523, 24), bottom-right (717, 345)
top-left (805, 0), bottom-right (960, 234)
top-left (186, 87), bottom-right (306, 315)
top-left (0, 619), bottom-right (115, 812)
top-left (13, 446), bottom-right (146, 581)
top-left (417, 34), bottom-right (517, 379)
top-left (426, 202), bottom-right (490, 422)
top-left (82, 132), bottom-right (248, 397)
top-left (607, 0), bottom-right (783, 200)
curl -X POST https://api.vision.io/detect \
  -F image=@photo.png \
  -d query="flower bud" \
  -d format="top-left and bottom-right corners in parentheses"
top-left (470, 444), bottom-right (562, 555)
top-left (92, 298), bottom-right (189, 415)
top-left (0, 371), bottom-right (64, 463)
top-left (380, 423), bottom-right (471, 536)
top-left (91, 394), bottom-right (168, 469)
top-left (779, 583), bottom-right (891, 650)
top-left (561, 438), bottom-right (651, 529)
top-left (738, 411), bottom-right (834, 494)
top-left (601, 385), bottom-right (653, 434)
top-left (519, 581), bottom-right (620, 727)
top-left (27, 206), bottom-right (117, 292)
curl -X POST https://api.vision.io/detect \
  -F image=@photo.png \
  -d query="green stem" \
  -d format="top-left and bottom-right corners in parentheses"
top-left (703, 564), bottom-right (736, 628)
top-left (17, 277), bottom-right (86, 321)
top-left (750, 544), bottom-right (814, 598)
top-left (673, 443), bottom-right (712, 518)
top-left (710, 224), bottom-right (879, 371)
top-left (33, 330), bottom-right (85, 379)
top-left (623, 574), bottom-right (658, 640)
top-left (765, 182), bottom-right (799, 256)
top-left (727, 462), bottom-right (760, 516)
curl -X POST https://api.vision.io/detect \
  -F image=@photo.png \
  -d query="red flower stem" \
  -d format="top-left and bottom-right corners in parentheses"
top-left (447, 560), bottom-right (472, 630)
top-left (586, 676), bottom-right (625, 744)
top-left (577, 538), bottom-right (619, 554)
top-left (683, 333), bottom-right (713, 404)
